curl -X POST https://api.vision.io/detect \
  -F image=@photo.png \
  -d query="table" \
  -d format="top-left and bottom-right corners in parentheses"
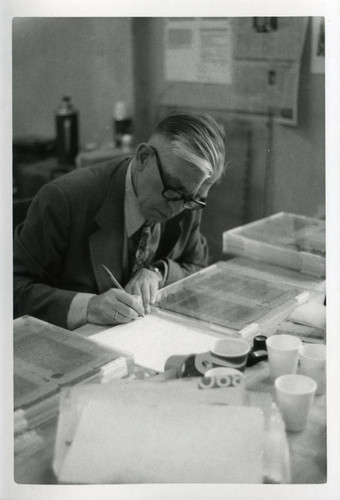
top-left (14, 322), bottom-right (326, 485)
top-left (14, 148), bottom-right (133, 201)
top-left (245, 361), bottom-right (326, 484)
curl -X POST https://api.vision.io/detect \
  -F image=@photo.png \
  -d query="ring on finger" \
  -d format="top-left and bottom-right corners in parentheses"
top-left (114, 311), bottom-right (119, 320)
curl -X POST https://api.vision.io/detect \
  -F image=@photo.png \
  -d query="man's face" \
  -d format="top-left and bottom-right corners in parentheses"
top-left (133, 143), bottom-right (212, 223)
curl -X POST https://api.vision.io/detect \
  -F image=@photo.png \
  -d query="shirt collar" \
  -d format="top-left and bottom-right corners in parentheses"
top-left (125, 160), bottom-right (146, 238)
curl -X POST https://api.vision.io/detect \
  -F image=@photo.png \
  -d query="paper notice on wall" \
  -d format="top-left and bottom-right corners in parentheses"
top-left (232, 59), bottom-right (302, 123)
top-left (163, 17), bottom-right (308, 125)
top-left (232, 17), bottom-right (308, 125)
top-left (165, 18), bottom-right (233, 84)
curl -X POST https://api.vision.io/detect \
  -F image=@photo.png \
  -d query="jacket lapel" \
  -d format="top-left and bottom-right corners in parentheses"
top-left (89, 161), bottom-right (128, 294)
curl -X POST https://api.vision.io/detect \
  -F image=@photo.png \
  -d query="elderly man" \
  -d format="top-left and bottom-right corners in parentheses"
top-left (13, 113), bottom-right (226, 329)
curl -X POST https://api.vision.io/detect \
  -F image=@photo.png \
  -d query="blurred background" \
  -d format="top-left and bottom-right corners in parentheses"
top-left (12, 17), bottom-right (325, 263)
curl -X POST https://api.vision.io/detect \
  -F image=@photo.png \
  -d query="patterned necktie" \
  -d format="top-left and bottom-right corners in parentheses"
top-left (131, 221), bottom-right (154, 275)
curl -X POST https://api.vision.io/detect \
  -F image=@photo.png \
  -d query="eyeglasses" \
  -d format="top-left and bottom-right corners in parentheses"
top-left (149, 146), bottom-right (206, 210)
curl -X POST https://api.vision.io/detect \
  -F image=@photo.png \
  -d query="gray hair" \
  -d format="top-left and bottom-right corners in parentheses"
top-left (152, 113), bottom-right (226, 182)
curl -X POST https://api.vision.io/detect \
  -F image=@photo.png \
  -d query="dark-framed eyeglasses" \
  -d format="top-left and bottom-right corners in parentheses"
top-left (149, 146), bottom-right (206, 210)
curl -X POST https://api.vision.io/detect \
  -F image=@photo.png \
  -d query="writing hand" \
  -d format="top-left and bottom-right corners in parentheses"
top-left (87, 288), bottom-right (145, 325)
top-left (125, 268), bottom-right (161, 313)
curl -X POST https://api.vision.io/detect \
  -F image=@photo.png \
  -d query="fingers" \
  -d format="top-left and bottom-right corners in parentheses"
top-left (126, 281), bottom-right (150, 312)
top-left (87, 289), bottom-right (145, 326)
top-left (113, 310), bottom-right (135, 324)
top-left (140, 281), bottom-right (158, 313)
top-left (149, 283), bottom-right (158, 305)
top-left (87, 270), bottom-right (161, 327)
top-left (125, 269), bottom-right (160, 313)
top-left (115, 289), bottom-right (145, 317)
top-left (140, 281), bottom-right (151, 313)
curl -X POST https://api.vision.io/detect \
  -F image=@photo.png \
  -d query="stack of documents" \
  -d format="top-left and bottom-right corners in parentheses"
top-left (14, 315), bottom-right (133, 460)
top-left (155, 259), bottom-right (310, 339)
top-left (53, 378), bottom-right (268, 484)
top-left (223, 212), bottom-right (325, 278)
top-left (53, 378), bottom-right (290, 484)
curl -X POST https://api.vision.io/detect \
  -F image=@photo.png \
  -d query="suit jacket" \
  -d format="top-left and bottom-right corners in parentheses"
top-left (13, 156), bottom-right (209, 328)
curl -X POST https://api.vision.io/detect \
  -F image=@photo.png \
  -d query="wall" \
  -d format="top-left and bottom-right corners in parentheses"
top-left (270, 20), bottom-right (325, 218)
top-left (132, 17), bottom-right (325, 222)
top-left (12, 18), bottom-right (134, 149)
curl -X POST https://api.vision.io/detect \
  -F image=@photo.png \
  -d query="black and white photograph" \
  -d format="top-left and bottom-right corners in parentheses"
top-left (1, 1), bottom-right (340, 500)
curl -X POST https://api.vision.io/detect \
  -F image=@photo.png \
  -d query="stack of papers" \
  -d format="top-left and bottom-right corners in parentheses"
top-left (223, 212), bottom-right (325, 278)
top-left (14, 316), bottom-right (133, 460)
top-left (53, 378), bottom-right (266, 484)
top-left (155, 259), bottom-right (310, 339)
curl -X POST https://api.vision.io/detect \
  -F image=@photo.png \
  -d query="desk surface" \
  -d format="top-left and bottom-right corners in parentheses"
top-left (245, 362), bottom-right (326, 484)
top-left (14, 322), bottom-right (327, 485)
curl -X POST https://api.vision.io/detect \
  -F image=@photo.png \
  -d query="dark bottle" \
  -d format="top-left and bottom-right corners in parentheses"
top-left (55, 96), bottom-right (79, 165)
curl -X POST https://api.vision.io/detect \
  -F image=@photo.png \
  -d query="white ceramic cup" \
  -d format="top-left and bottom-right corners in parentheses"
top-left (275, 374), bottom-right (316, 432)
top-left (299, 344), bottom-right (326, 395)
top-left (266, 334), bottom-right (302, 381)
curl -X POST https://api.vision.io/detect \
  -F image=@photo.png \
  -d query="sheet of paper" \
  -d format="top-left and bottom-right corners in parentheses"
top-left (90, 315), bottom-right (218, 372)
top-left (288, 301), bottom-right (326, 329)
top-left (233, 17), bottom-right (307, 125)
top-left (58, 399), bottom-right (264, 484)
top-left (165, 18), bottom-right (233, 84)
top-left (53, 377), bottom-right (248, 476)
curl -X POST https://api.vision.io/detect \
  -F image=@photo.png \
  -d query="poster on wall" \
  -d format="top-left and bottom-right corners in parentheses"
top-left (163, 17), bottom-right (308, 125)
top-left (164, 18), bottom-right (233, 84)
top-left (233, 17), bottom-right (308, 125)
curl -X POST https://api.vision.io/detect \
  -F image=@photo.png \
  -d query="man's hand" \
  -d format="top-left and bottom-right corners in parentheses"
top-left (125, 268), bottom-right (161, 313)
top-left (87, 289), bottom-right (145, 325)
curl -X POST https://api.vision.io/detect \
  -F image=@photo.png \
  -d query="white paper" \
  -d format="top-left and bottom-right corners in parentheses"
top-left (288, 301), bottom-right (326, 330)
top-left (58, 400), bottom-right (264, 484)
top-left (53, 377), bottom-right (247, 478)
top-left (90, 315), bottom-right (218, 372)
top-left (165, 18), bottom-right (233, 84)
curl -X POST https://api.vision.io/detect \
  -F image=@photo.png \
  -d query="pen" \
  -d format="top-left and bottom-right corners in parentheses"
top-left (101, 264), bottom-right (124, 290)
